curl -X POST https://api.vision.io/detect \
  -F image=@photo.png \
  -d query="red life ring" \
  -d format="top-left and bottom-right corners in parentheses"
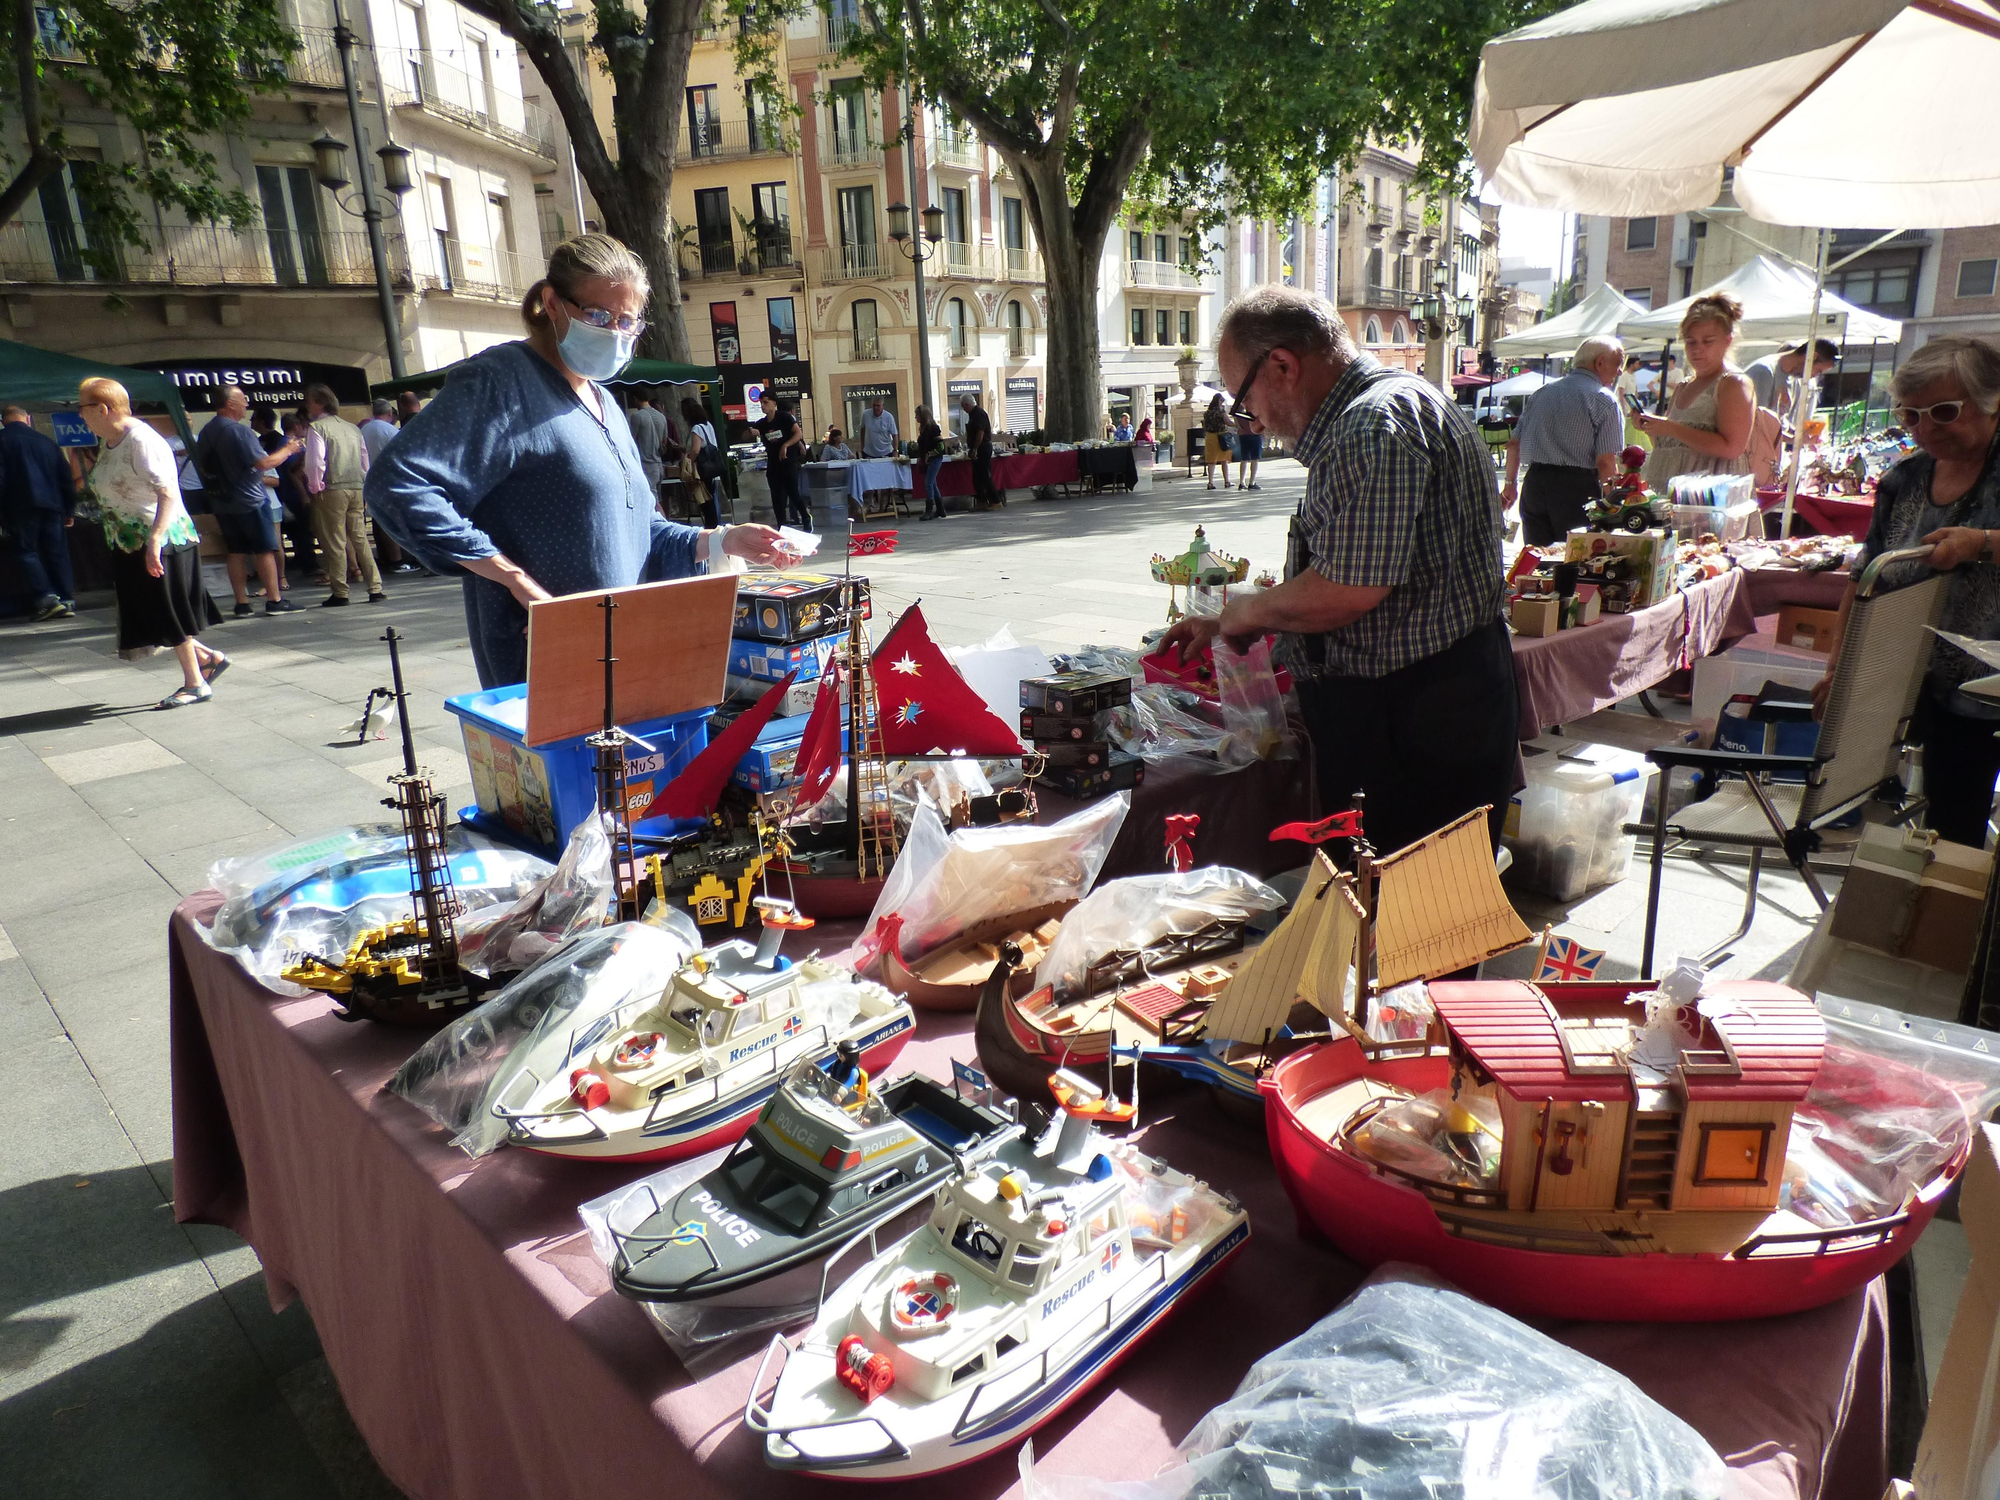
top-left (613, 1031), bottom-right (663, 1068)
top-left (889, 1271), bottom-right (958, 1333)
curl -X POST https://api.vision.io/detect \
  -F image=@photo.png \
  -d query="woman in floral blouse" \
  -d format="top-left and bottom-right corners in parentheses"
top-left (78, 377), bottom-right (228, 708)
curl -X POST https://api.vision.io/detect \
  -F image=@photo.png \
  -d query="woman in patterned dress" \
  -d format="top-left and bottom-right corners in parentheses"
top-left (77, 377), bottom-right (228, 709)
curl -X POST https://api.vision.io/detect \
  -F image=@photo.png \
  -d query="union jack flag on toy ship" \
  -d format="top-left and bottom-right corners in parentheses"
top-left (1534, 929), bottom-right (1606, 983)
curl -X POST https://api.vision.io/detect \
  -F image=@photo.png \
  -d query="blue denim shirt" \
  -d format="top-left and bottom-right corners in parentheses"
top-left (364, 341), bottom-right (703, 687)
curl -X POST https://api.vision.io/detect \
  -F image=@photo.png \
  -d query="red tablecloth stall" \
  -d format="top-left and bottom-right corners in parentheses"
top-left (934, 451), bottom-right (1082, 497)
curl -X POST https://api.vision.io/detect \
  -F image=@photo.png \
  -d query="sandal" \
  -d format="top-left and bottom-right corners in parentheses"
top-left (158, 684), bottom-right (213, 710)
top-left (201, 653), bottom-right (231, 685)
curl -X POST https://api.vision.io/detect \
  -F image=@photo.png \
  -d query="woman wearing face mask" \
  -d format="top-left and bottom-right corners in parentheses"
top-left (365, 234), bottom-right (787, 687)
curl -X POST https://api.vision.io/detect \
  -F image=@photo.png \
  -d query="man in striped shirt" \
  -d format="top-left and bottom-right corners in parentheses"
top-left (1164, 286), bottom-right (1517, 855)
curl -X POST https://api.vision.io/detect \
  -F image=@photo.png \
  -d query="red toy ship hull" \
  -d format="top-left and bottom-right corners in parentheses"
top-left (764, 862), bottom-right (887, 920)
top-left (1262, 985), bottom-right (1967, 1324)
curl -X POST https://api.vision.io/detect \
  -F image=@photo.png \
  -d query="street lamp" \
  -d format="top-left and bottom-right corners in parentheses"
top-left (887, 201), bottom-right (945, 250)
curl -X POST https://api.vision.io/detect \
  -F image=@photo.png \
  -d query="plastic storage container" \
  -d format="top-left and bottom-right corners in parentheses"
top-left (1690, 632), bottom-right (1828, 726)
top-left (446, 683), bottom-right (708, 858)
top-left (1505, 744), bottom-right (1658, 901)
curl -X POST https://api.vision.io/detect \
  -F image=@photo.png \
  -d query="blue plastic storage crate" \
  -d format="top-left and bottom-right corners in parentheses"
top-left (445, 683), bottom-right (709, 858)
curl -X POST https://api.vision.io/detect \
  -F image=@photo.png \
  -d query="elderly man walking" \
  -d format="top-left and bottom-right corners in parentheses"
top-left (303, 383), bottom-right (384, 606)
top-left (1502, 337), bottom-right (1627, 545)
top-left (1164, 286), bottom-right (1516, 856)
top-left (1, 404), bottom-right (77, 619)
top-left (193, 384), bottom-right (302, 616)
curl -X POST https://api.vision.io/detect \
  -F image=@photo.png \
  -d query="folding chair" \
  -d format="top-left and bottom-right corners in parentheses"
top-left (1638, 545), bottom-right (1945, 977)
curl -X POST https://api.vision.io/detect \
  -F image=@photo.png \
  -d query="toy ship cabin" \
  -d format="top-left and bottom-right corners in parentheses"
top-left (1427, 980), bottom-right (1824, 1233)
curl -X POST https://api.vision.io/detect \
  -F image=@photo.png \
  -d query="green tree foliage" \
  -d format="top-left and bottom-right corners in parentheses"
top-left (1, 0), bottom-right (298, 276)
top-left (747, 0), bottom-right (1552, 438)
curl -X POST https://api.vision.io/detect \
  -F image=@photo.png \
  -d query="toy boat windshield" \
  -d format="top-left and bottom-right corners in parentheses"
top-left (612, 1055), bottom-right (1022, 1304)
top-left (493, 938), bottom-right (914, 1163)
top-left (744, 1069), bottom-right (1248, 1478)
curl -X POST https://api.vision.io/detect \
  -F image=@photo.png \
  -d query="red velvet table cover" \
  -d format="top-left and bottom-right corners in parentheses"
top-left (172, 886), bottom-right (1887, 1500)
top-left (1512, 568), bottom-right (1758, 738)
top-left (1740, 565), bottom-right (1851, 617)
top-left (934, 451), bottom-right (1082, 497)
top-left (1760, 489), bottom-right (1876, 541)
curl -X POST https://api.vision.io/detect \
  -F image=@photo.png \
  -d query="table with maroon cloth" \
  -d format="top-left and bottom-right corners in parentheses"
top-left (173, 882), bottom-right (1889, 1500)
top-left (1739, 564), bottom-right (1852, 617)
top-left (1758, 488), bottom-right (1877, 541)
top-left (1512, 567), bottom-right (1759, 737)
top-left (934, 451), bottom-right (1081, 498)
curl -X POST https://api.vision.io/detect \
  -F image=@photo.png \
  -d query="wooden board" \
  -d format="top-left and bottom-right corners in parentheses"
top-left (524, 575), bottom-right (738, 746)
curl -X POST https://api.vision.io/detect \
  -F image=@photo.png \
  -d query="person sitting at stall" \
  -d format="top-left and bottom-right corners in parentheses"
top-left (820, 427), bottom-right (855, 461)
top-left (1135, 416), bottom-right (1154, 444)
top-left (1638, 295), bottom-right (1754, 490)
top-left (1164, 287), bottom-right (1515, 857)
top-left (1813, 336), bottom-right (2000, 848)
top-left (364, 234), bottom-right (786, 688)
top-left (1111, 413), bottom-right (1134, 442)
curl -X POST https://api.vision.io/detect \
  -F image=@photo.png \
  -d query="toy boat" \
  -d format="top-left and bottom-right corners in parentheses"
top-left (1130, 807), bottom-right (1531, 1104)
top-left (611, 1053), bottom-right (1021, 1307)
top-left (744, 1070), bottom-right (1248, 1477)
top-left (493, 931), bottom-right (914, 1163)
top-left (879, 903), bottom-right (1073, 1013)
top-left (1264, 977), bottom-right (1968, 1322)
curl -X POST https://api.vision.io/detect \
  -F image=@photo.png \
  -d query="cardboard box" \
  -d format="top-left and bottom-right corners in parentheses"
top-left (1038, 740), bottom-right (1110, 769)
top-left (1046, 764), bottom-right (1114, 798)
top-left (724, 672), bottom-right (820, 717)
top-left (1564, 527), bottom-right (1676, 609)
top-left (1828, 823), bottom-right (1935, 955)
top-left (1020, 671), bottom-right (1133, 718)
top-left (1911, 1121), bottom-right (2000, 1499)
top-left (1774, 604), bottom-right (1840, 655)
top-left (1106, 751), bottom-right (1146, 790)
top-left (727, 632), bottom-right (841, 683)
top-left (1021, 713), bottom-right (1097, 743)
top-left (1510, 595), bottom-right (1561, 637)
top-left (731, 572), bottom-right (870, 644)
top-left (732, 712), bottom-right (849, 793)
top-left (1905, 837), bottom-right (1992, 972)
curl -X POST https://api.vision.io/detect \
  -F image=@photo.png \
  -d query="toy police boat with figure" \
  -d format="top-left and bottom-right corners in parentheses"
top-left (493, 911), bottom-right (915, 1163)
top-left (611, 1051), bottom-right (1022, 1307)
top-left (744, 1069), bottom-right (1248, 1477)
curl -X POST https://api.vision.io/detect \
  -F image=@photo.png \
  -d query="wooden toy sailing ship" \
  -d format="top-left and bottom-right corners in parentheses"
top-left (878, 903), bottom-right (1072, 1013)
top-left (282, 629), bottom-right (493, 1026)
top-left (770, 601), bottom-right (1027, 918)
top-left (744, 1068), bottom-right (1247, 1478)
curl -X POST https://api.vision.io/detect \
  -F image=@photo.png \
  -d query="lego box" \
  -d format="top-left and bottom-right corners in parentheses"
top-left (724, 671), bottom-right (821, 717)
top-left (728, 632), bottom-right (841, 683)
top-left (1038, 740), bottom-right (1110, 769)
top-left (732, 712), bottom-right (849, 793)
top-left (732, 572), bottom-right (870, 644)
top-left (1020, 671), bottom-right (1134, 718)
top-left (1046, 764), bottom-right (1114, 798)
top-left (1563, 528), bottom-right (1676, 609)
top-left (1021, 713), bottom-right (1097, 742)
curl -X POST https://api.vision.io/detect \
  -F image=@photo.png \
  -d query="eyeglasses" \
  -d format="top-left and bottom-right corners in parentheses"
top-left (1229, 351), bottom-right (1270, 423)
top-left (560, 295), bottom-right (646, 337)
top-left (1892, 399), bottom-right (1968, 427)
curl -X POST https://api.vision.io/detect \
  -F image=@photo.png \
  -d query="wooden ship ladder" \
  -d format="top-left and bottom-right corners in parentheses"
top-left (841, 609), bottom-right (900, 881)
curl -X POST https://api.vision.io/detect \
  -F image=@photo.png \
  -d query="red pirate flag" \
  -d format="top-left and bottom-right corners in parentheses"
top-left (1269, 809), bottom-right (1363, 845)
top-left (643, 670), bottom-right (800, 822)
top-left (870, 604), bottom-right (1023, 758)
top-left (790, 663), bottom-right (846, 810)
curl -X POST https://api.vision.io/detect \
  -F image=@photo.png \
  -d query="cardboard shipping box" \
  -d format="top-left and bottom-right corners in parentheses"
top-left (1828, 823), bottom-right (1934, 955)
top-left (1905, 838), bottom-right (1992, 973)
top-left (1776, 603), bottom-right (1842, 654)
top-left (1911, 1122), bottom-right (2000, 1499)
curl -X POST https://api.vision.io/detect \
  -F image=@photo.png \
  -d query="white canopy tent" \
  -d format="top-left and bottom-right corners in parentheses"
top-left (1491, 283), bottom-right (1646, 360)
top-left (1616, 255), bottom-right (1904, 349)
top-left (1469, 0), bottom-right (2000, 533)
top-left (1487, 371), bottom-right (1553, 399)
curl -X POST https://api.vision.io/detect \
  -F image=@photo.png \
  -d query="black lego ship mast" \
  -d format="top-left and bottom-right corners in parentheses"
top-left (586, 593), bottom-right (649, 921)
top-left (382, 626), bottom-right (463, 985)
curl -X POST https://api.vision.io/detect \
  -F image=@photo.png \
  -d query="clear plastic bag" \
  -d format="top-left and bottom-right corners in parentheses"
top-left (1366, 980), bottom-right (1435, 1043)
top-left (457, 809), bottom-right (617, 977)
top-left (201, 824), bottom-right (551, 992)
top-left (1019, 1265), bottom-right (1726, 1500)
top-left (1349, 1086), bottom-right (1504, 1191)
top-left (385, 919), bottom-right (700, 1156)
top-left (1102, 683), bottom-right (1248, 770)
top-left (1211, 635), bottom-right (1296, 762)
top-left (1034, 867), bottom-right (1287, 996)
top-left (840, 794), bottom-right (1129, 975)
top-left (1050, 644), bottom-right (1146, 683)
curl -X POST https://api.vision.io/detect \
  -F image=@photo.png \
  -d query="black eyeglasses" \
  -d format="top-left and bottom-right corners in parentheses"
top-left (1229, 351), bottom-right (1270, 423)
top-left (1893, 399), bottom-right (1967, 427)
top-left (560, 295), bottom-right (646, 337)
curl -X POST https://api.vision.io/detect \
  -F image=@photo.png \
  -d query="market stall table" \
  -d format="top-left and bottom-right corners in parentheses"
top-left (169, 893), bottom-right (1890, 1500)
top-left (1761, 488), bottom-right (1874, 541)
top-left (1512, 568), bottom-right (1758, 737)
top-left (934, 450), bottom-right (1081, 500)
top-left (842, 458), bottom-right (913, 519)
top-left (1737, 564), bottom-right (1851, 616)
top-left (1075, 445), bottom-right (1140, 492)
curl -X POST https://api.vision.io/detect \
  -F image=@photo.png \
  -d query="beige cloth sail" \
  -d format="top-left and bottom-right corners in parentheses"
top-left (1204, 852), bottom-right (1342, 1044)
top-left (1373, 809), bottom-right (1532, 989)
top-left (1299, 871), bottom-right (1364, 1020)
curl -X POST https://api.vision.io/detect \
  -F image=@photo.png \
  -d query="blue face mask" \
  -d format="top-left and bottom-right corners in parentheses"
top-left (557, 309), bottom-right (636, 381)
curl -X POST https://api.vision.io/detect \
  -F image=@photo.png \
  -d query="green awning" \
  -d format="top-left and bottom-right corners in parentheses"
top-left (370, 352), bottom-right (728, 430)
top-left (0, 337), bottom-right (195, 445)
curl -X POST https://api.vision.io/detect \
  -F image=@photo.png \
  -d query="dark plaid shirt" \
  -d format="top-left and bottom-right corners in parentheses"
top-left (1281, 353), bottom-right (1508, 679)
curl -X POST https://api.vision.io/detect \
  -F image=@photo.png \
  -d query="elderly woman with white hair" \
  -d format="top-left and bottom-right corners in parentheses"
top-left (1500, 334), bottom-right (1626, 544)
top-left (1814, 335), bottom-right (2000, 847)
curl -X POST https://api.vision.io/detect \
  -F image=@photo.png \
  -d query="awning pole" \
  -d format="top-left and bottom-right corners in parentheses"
top-left (1778, 229), bottom-right (1831, 540)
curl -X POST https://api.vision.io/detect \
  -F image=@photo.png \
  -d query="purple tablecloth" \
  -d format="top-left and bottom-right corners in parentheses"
top-left (1740, 565), bottom-right (1851, 617)
top-left (1512, 569), bottom-right (1758, 737)
top-left (173, 873), bottom-right (1886, 1500)
top-left (935, 451), bottom-right (1081, 497)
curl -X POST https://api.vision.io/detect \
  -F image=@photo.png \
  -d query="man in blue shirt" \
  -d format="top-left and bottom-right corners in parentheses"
top-left (0, 405), bottom-right (76, 619)
top-left (1501, 337), bottom-right (1626, 545)
top-left (194, 385), bottom-right (303, 615)
top-left (860, 398), bottom-right (899, 458)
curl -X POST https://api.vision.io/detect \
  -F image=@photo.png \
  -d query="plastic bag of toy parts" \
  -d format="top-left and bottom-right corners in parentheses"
top-left (838, 795), bottom-right (1129, 976)
top-left (1366, 980), bottom-right (1435, 1043)
top-left (206, 823), bottom-right (405, 907)
top-left (1102, 684), bottom-right (1243, 769)
top-left (386, 919), bottom-right (700, 1157)
top-left (457, 808), bottom-right (618, 977)
top-left (1349, 1086), bottom-right (1504, 1191)
top-left (1050, 643), bottom-right (1146, 684)
top-left (1034, 867), bottom-right (1287, 996)
top-left (1211, 635), bottom-right (1295, 762)
top-left (1018, 1265), bottom-right (1727, 1500)
top-left (1106, 1144), bottom-right (1227, 1250)
top-left (203, 830), bottom-right (550, 992)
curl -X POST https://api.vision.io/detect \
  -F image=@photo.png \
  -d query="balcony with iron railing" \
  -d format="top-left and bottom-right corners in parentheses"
top-left (1358, 283), bottom-right (1417, 308)
top-left (1121, 259), bottom-right (1201, 289)
top-left (287, 27), bottom-right (349, 89)
top-left (383, 51), bottom-right (558, 161)
top-left (811, 245), bottom-right (885, 284)
top-left (0, 219), bottom-right (411, 290)
top-left (937, 241), bottom-right (1002, 280)
top-left (836, 330), bottom-right (887, 361)
top-left (818, 124), bottom-right (878, 167)
top-left (933, 130), bottom-right (981, 169)
top-left (1007, 328), bottom-right (1028, 356)
top-left (679, 116), bottom-right (792, 163)
top-left (1003, 245), bottom-right (1044, 283)
top-left (423, 236), bottom-right (534, 299)
top-left (680, 227), bottom-right (799, 281)
top-left (945, 328), bottom-right (971, 358)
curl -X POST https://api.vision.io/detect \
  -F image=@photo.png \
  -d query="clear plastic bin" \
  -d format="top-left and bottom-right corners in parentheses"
top-left (1504, 745), bottom-right (1658, 901)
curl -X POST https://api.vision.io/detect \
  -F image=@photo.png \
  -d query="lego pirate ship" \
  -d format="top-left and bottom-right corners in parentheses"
top-left (282, 629), bottom-right (494, 1026)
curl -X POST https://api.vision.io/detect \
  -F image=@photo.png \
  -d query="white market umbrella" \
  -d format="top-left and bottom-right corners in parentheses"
top-left (1487, 371), bottom-right (1553, 399)
top-left (1616, 254), bottom-right (1903, 348)
top-left (1491, 283), bottom-right (1646, 360)
top-left (1472, 0), bottom-right (2000, 228)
